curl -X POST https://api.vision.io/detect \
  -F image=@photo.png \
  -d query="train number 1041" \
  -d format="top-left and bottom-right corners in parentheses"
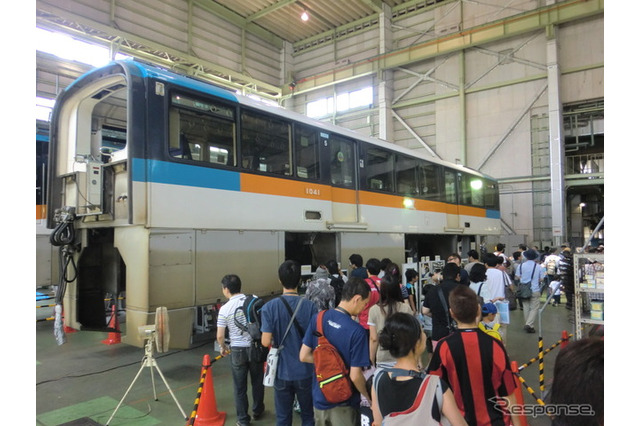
top-left (305, 187), bottom-right (321, 196)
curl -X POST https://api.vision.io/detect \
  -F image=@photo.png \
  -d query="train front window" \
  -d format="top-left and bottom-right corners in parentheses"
top-left (241, 111), bottom-right (292, 175)
top-left (484, 180), bottom-right (499, 210)
top-left (169, 94), bottom-right (236, 166)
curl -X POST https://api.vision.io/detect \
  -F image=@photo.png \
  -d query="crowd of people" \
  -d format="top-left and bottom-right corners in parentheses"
top-left (215, 245), bottom-right (603, 426)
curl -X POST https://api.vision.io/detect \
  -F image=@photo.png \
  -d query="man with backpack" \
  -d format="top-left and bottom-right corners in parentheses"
top-left (358, 258), bottom-right (381, 333)
top-left (261, 260), bottom-right (318, 426)
top-left (421, 262), bottom-right (460, 349)
top-left (325, 259), bottom-right (346, 307)
top-left (543, 247), bottom-right (561, 290)
top-left (514, 249), bottom-right (545, 334)
top-left (299, 277), bottom-right (372, 425)
top-left (216, 274), bottom-right (265, 426)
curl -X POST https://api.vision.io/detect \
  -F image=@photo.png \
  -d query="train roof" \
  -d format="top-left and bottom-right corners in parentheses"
top-left (76, 59), bottom-right (496, 182)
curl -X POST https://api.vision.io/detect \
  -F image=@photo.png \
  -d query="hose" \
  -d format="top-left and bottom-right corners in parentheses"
top-left (49, 209), bottom-right (79, 345)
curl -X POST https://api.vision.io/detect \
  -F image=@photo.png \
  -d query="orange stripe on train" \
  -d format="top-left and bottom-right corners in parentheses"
top-left (241, 173), bottom-right (332, 201)
top-left (240, 173), bottom-right (487, 218)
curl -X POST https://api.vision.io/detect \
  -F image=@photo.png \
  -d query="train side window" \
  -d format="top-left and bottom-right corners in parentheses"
top-left (444, 169), bottom-right (457, 204)
top-left (364, 146), bottom-right (393, 192)
top-left (458, 173), bottom-right (488, 207)
top-left (329, 135), bottom-right (355, 187)
top-left (169, 95), bottom-right (235, 166)
top-left (294, 125), bottom-right (319, 180)
top-left (241, 110), bottom-right (292, 175)
top-left (395, 155), bottom-right (418, 196)
top-left (418, 163), bottom-right (443, 201)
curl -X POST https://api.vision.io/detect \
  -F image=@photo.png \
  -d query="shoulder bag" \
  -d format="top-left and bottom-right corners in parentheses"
top-left (263, 297), bottom-right (303, 387)
top-left (515, 264), bottom-right (536, 300)
top-left (436, 286), bottom-right (456, 334)
top-left (502, 273), bottom-right (517, 311)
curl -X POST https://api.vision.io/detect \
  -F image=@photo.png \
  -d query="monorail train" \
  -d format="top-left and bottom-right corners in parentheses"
top-left (47, 60), bottom-right (500, 348)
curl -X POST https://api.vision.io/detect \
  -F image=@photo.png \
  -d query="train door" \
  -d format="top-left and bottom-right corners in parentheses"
top-left (321, 132), bottom-right (359, 223)
top-left (284, 232), bottom-right (338, 271)
top-left (444, 169), bottom-right (462, 230)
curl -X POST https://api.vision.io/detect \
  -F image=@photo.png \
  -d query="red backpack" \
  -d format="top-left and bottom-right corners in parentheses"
top-left (313, 310), bottom-right (353, 404)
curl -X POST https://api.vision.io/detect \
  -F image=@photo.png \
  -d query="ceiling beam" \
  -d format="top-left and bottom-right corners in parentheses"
top-left (192, 0), bottom-right (283, 48)
top-left (284, 0), bottom-right (603, 96)
top-left (357, 0), bottom-right (384, 13)
top-left (36, 1), bottom-right (283, 99)
top-left (246, 0), bottom-right (298, 22)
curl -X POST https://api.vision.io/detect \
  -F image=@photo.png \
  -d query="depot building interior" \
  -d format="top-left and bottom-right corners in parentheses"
top-left (35, 0), bottom-right (605, 425)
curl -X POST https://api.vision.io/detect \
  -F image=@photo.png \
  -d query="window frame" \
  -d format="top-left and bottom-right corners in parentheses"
top-left (167, 91), bottom-right (237, 167)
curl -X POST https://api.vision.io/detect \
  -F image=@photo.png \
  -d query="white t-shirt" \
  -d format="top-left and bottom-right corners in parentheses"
top-left (217, 293), bottom-right (252, 347)
top-left (484, 268), bottom-right (507, 302)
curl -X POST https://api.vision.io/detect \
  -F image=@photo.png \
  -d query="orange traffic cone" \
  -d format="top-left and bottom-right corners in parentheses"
top-left (194, 354), bottom-right (226, 426)
top-left (102, 304), bottom-right (121, 345)
top-left (61, 306), bottom-right (77, 333)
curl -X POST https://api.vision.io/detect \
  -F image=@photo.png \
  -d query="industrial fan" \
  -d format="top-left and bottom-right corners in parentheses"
top-left (106, 307), bottom-right (187, 424)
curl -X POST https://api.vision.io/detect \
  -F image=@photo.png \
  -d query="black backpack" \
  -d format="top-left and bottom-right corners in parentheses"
top-left (234, 295), bottom-right (265, 341)
top-left (329, 276), bottom-right (344, 307)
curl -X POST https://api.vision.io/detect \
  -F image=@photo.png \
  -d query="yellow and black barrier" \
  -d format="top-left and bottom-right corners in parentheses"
top-left (514, 369), bottom-right (546, 407)
top-left (538, 336), bottom-right (544, 393)
top-left (518, 330), bottom-right (571, 372)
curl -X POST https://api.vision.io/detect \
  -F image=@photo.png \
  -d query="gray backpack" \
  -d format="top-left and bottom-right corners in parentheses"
top-left (372, 368), bottom-right (451, 426)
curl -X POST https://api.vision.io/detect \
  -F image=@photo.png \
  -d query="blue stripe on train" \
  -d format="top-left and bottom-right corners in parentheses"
top-left (132, 158), bottom-right (500, 218)
top-left (485, 209), bottom-right (500, 219)
top-left (131, 158), bottom-right (241, 191)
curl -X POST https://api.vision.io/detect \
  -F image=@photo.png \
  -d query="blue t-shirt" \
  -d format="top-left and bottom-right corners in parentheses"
top-left (260, 295), bottom-right (318, 381)
top-left (351, 267), bottom-right (368, 279)
top-left (302, 309), bottom-right (370, 410)
top-left (516, 260), bottom-right (545, 292)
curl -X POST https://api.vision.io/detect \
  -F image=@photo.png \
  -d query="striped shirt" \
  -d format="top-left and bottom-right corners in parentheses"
top-left (216, 293), bottom-right (252, 348)
top-left (427, 328), bottom-right (517, 426)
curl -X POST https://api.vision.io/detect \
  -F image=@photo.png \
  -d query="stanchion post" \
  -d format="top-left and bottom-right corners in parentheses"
top-left (538, 336), bottom-right (544, 394)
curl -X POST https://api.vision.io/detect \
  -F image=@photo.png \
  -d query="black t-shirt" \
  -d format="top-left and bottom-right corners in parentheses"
top-left (423, 279), bottom-right (459, 340)
top-left (376, 371), bottom-right (449, 420)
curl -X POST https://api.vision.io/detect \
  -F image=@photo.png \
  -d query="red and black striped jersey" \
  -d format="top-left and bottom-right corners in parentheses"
top-left (427, 328), bottom-right (517, 426)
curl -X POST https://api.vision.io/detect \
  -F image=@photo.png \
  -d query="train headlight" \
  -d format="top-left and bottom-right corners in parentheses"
top-left (403, 198), bottom-right (415, 209)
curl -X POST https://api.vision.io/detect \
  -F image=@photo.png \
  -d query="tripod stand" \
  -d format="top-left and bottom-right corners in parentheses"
top-left (106, 332), bottom-right (187, 425)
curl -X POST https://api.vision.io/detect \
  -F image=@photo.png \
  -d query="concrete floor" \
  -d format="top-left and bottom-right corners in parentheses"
top-left (36, 293), bottom-right (579, 426)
